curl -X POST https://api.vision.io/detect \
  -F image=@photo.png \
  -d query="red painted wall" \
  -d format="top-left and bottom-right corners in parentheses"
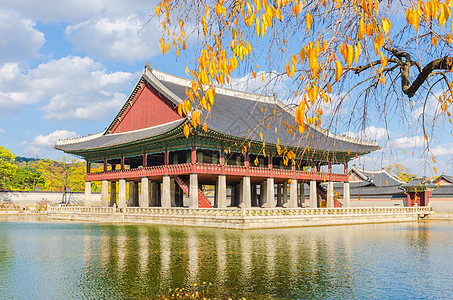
top-left (111, 82), bottom-right (182, 134)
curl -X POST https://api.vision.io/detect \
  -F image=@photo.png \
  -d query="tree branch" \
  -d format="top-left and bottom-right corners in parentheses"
top-left (384, 45), bottom-right (453, 98)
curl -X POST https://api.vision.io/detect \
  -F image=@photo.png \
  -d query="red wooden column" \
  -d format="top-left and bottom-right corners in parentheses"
top-left (220, 148), bottom-right (225, 173)
top-left (142, 153), bottom-right (147, 167)
top-left (191, 146), bottom-right (197, 164)
top-left (86, 161), bottom-right (91, 174)
top-left (120, 156), bottom-right (124, 170)
top-left (103, 159), bottom-right (107, 172)
top-left (245, 151), bottom-right (249, 167)
top-left (220, 149), bottom-right (225, 165)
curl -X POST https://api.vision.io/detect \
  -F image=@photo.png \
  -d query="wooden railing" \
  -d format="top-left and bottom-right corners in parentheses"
top-left (86, 162), bottom-right (348, 182)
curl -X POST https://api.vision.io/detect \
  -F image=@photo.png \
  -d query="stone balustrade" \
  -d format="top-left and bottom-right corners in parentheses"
top-left (49, 206), bottom-right (431, 216)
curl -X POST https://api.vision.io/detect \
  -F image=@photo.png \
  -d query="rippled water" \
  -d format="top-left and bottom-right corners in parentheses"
top-left (1, 217), bottom-right (453, 299)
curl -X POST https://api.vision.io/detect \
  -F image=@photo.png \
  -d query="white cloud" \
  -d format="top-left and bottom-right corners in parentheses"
top-left (393, 136), bottom-right (426, 148)
top-left (26, 130), bottom-right (78, 154)
top-left (344, 126), bottom-right (389, 141)
top-left (66, 15), bottom-right (162, 62)
top-left (411, 91), bottom-right (448, 126)
top-left (0, 128), bottom-right (4, 133)
top-left (0, 56), bottom-right (136, 119)
top-left (431, 143), bottom-right (453, 156)
top-left (0, 10), bottom-right (45, 64)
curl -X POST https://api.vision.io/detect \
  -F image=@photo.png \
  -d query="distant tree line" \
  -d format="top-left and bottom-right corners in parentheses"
top-left (0, 146), bottom-right (100, 196)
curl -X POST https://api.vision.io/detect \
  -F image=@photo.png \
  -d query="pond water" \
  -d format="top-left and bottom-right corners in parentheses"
top-left (1, 217), bottom-right (452, 299)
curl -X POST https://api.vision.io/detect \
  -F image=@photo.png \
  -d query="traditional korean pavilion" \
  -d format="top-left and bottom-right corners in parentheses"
top-left (55, 64), bottom-right (379, 209)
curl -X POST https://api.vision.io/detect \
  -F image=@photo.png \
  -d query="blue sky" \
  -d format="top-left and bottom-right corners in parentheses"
top-left (0, 0), bottom-right (451, 177)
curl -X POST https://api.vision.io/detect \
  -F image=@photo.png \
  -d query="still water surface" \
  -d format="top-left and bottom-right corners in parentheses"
top-left (1, 217), bottom-right (452, 299)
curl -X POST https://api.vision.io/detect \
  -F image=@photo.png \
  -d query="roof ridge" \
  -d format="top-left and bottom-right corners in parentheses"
top-left (149, 67), bottom-right (277, 104)
top-left (56, 131), bottom-right (104, 146)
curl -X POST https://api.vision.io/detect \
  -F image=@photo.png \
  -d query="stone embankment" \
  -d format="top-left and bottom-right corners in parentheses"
top-left (427, 213), bottom-right (453, 220)
top-left (47, 206), bottom-right (431, 229)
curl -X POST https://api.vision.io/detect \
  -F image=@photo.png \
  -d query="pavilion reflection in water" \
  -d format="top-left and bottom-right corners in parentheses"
top-left (78, 224), bottom-right (377, 298)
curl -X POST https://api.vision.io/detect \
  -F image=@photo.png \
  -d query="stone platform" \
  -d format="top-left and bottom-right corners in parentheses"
top-left (47, 206), bottom-right (431, 229)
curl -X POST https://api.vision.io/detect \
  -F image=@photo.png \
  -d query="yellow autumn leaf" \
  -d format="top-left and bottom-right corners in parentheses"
top-left (382, 17), bottom-right (391, 35)
top-left (346, 44), bottom-right (354, 67)
top-left (358, 18), bottom-right (365, 40)
top-left (335, 60), bottom-right (343, 81)
top-left (183, 124), bottom-right (190, 138)
top-left (306, 11), bottom-right (313, 30)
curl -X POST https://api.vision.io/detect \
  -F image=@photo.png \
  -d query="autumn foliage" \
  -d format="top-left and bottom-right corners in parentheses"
top-left (154, 0), bottom-right (453, 169)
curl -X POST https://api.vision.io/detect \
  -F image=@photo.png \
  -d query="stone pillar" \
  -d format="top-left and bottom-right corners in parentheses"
top-left (148, 180), bottom-right (153, 206)
top-left (260, 181), bottom-right (267, 207)
top-left (110, 181), bottom-right (117, 207)
top-left (276, 184), bottom-right (282, 207)
top-left (232, 184), bottom-right (240, 207)
top-left (327, 182), bottom-right (334, 208)
top-left (162, 175), bottom-right (171, 208)
top-left (265, 178), bottom-right (275, 208)
top-left (189, 173), bottom-right (198, 208)
top-left (101, 180), bottom-right (109, 207)
top-left (150, 181), bottom-right (159, 206)
top-left (84, 181), bottom-right (92, 207)
top-left (310, 180), bottom-right (317, 208)
top-left (282, 181), bottom-right (288, 206)
top-left (118, 178), bottom-right (126, 208)
top-left (170, 178), bottom-right (176, 206)
top-left (140, 177), bottom-right (149, 208)
top-left (128, 181), bottom-right (139, 206)
top-left (240, 176), bottom-right (251, 207)
top-left (216, 175), bottom-right (227, 208)
top-left (299, 182), bottom-right (304, 207)
top-left (343, 182), bottom-right (350, 208)
top-left (251, 185), bottom-right (257, 207)
top-left (289, 179), bottom-right (298, 208)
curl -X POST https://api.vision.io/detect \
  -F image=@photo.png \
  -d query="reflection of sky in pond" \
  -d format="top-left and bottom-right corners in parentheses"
top-left (0, 217), bottom-right (453, 299)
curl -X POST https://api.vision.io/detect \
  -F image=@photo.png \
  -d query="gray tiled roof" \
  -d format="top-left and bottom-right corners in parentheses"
top-left (432, 185), bottom-right (453, 196)
top-left (361, 170), bottom-right (401, 187)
